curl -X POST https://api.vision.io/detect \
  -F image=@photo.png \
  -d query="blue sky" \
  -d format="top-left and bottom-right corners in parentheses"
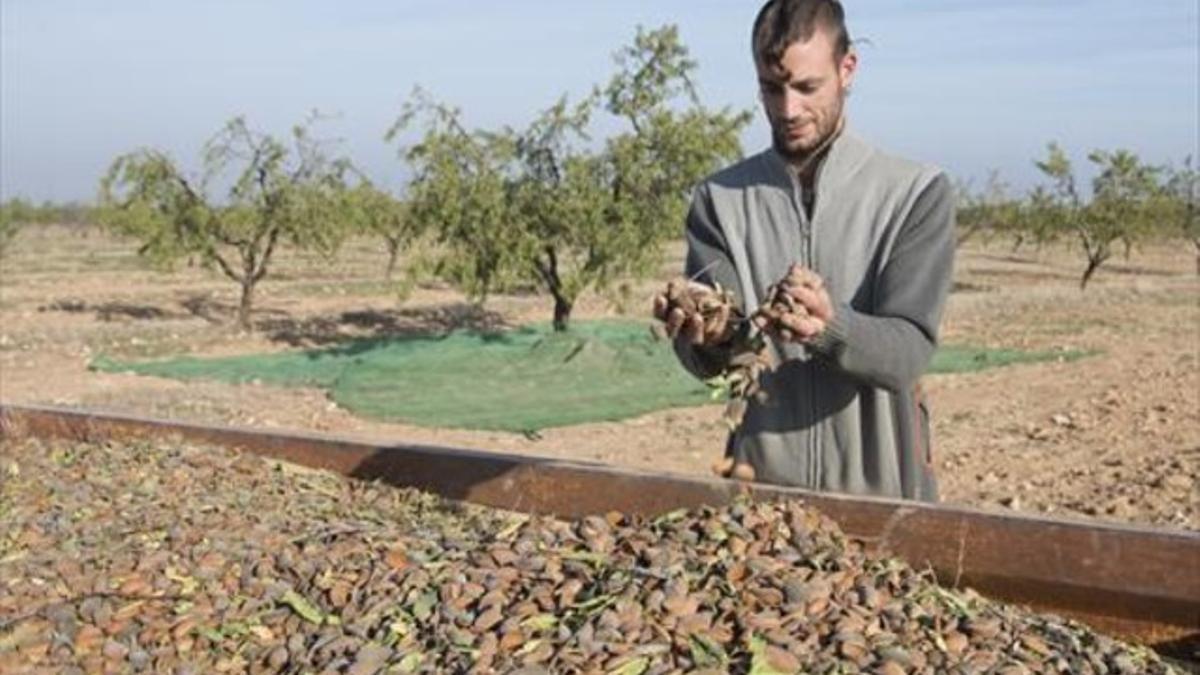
top-left (1, 1), bottom-right (1196, 202)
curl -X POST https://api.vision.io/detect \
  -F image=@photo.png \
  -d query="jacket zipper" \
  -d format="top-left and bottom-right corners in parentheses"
top-left (790, 178), bottom-right (820, 488)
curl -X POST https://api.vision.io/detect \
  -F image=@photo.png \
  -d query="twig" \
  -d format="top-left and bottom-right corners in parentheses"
top-left (290, 523), bottom-right (371, 545)
top-left (687, 259), bottom-right (722, 283)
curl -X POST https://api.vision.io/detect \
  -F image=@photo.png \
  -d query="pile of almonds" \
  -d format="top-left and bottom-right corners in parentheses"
top-left (0, 436), bottom-right (1180, 674)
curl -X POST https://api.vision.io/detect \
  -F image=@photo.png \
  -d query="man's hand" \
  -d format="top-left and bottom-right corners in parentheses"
top-left (753, 264), bottom-right (834, 344)
top-left (652, 278), bottom-right (738, 346)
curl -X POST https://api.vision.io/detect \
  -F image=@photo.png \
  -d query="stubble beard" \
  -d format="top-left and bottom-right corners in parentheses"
top-left (771, 92), bottom-right (846, 168)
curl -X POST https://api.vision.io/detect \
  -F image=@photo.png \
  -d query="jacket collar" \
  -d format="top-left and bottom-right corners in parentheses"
top-left (761, 127), bottom-right (873, 198)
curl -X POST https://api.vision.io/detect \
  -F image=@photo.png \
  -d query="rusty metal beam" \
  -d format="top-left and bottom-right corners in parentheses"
top-left (2, 403), bottom-right (1197, 656)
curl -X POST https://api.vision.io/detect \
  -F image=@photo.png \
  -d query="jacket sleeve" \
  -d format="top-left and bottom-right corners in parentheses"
top-left (810, 173), bottom-right (956, 392)
top-left (672, 184), bottom-right (746, 380)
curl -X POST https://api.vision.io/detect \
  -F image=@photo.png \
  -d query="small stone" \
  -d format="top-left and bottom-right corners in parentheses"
top-left (874, 662), bottom-right (906, 675)
top-left (267, 646), bottom-right (290, 669)
top-left (128, 648), bottom-right (151, 671)
top-left (764, 645), bottom-right (801, 671)
top-left (101, 639), bottom-right (129, 661)
top-left (943, 630), bottom-right (969, 655)
top-left (346, 643), bottom-right (391, 675)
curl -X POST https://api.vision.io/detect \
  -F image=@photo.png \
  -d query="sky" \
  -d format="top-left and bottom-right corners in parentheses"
top-left (1, 0), bottom-right (1197, 203)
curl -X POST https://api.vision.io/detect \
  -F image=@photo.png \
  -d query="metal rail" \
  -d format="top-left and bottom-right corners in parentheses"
top-left (2, 403), bottom-right (1197, 659)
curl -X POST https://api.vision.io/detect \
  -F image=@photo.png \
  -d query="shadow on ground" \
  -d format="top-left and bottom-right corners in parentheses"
top-left (39, 299), bottom-right (185, 322)
top-left (258, 303), bottom-right (511, 347)
top-left (41, 292), bottom-right (513, 348)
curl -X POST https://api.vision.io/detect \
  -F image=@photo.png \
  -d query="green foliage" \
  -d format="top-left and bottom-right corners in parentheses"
top-left (0, 198), bottom-right (94, 257)
top-left (955, 170), bottom-right (1024, 249)
top-left (391, 25), bottom-right (752, 330)
top-left (1014, 185), bottom-right (1068, 251)
top-left (1032, 143), bottom-right (1161, 289)
top-left (971, 146), bottom-right (1195, 281)
top-left (0, 226), bottom-right (15, 259)
top-left (0, 200), bottom-right (26, 257)
top-left (348, 182), bottom-right (420, 280)
top-left (98, 115), bottom-right (358, 329)
top-left (0, 198), bottom-right (93, 226)
top-left (1158, 157), bottom-right (1199, 272)
top-left (1087, 148), bottom-right (1162, 253)
top-left (387, 89), bottom-right (521, 300)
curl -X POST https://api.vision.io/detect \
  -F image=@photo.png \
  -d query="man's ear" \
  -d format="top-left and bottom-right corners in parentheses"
top-left (840, 50), bottom-right (858, 92)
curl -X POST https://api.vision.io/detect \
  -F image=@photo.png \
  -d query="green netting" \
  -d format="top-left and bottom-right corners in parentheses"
top-left (930, 345), bottom-right (1092, 373)
top-left (91, 321), bottom-right (1091, 432)
top-left (91, 321), bottom-right (714, 432)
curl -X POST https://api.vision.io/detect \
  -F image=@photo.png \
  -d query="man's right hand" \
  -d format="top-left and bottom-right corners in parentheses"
top-left (652, 278), bottom-right (737, 347)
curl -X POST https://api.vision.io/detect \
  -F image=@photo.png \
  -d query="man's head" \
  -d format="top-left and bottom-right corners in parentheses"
top-left (752, 0), bottom-right (857, 164)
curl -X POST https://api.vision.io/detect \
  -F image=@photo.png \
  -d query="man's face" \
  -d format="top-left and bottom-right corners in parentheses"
top-left (756, 28), bottom-right (857, 163)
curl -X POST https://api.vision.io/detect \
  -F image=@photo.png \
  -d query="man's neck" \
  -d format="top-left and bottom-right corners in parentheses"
top-left (789, 116), bottom-right (846, 190)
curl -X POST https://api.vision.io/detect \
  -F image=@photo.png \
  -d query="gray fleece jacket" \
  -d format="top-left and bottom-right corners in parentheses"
top-left (675, 130), bottom-right (955, 502)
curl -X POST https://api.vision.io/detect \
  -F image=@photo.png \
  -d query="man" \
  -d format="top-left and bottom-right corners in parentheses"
top-left (653, 0), bottom-right (955, 502)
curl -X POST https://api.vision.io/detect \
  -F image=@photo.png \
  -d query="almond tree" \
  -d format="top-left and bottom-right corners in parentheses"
top-left (99, 116), bottom-right (357, 329)
top-left (1160, 158), bottom-right (1198, 273)
top-left (1034, 143), bottom-right (1159, 289)
top-left (392, 26), bottom-right (751, 331)
top-left (955, 170), bottom-right (1023, 249)
top-left (349, 182), bottom-right (420, 280)
top-left (386, 88), bottom-right (522, 302)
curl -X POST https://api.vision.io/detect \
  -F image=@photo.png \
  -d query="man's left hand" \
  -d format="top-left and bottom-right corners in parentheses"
top-left (754, 265), bottom-right (835, 343)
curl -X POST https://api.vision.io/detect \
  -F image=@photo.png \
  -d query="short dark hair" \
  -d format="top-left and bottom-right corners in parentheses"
top-left (752, 0), bottom-right (851, 66)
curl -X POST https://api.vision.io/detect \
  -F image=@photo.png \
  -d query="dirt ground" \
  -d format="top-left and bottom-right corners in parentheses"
top-left (1, 225), bottom-right (1196, 531)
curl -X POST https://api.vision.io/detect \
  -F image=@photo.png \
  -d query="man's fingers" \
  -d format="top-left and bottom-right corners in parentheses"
top-left (778, 311), bottom-right (825, 340)
top-left (799, 269), bottom-right (824, 290)
top-left (652, 294), bottom-right (669, 322)
top-left (706, 303), bottom-right (732, 342)
top-left (666, 307), bottom-right (687, 338)
top-left (687, 314), bottom-right (706, 345)
top-left (776, 311), bottom-right (806, 336)
top-left (796, 316), bottom-right (826, 339)
top-left (786, 264), bottom-right (824, 289)
top-left (659, 278), bottom-right (742, 347)
top-left (785, 285), bottom-right (831, 321)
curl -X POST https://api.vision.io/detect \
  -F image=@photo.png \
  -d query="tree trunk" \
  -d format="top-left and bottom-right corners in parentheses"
top-left (385, 239), bottom-right (400, 281)
top-left (1193, 238), bottom-right (1199, 275)
top-left (237, 280), bottom-right (255, 331)
top-left (552, 293), bottom-right (573, 332)
top-left (956, 222), bottom-right (984, 249)
top-left (1010, 234), bottom-right (1025, 254)
top-left (1080, 254), bottom-right (1105, 290)
top-left (535, 245), bottom-right (573, 332)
